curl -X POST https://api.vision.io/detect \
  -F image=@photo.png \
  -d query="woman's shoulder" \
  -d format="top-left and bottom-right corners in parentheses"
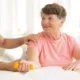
top-left (61, 33), bottom-right (78, 43)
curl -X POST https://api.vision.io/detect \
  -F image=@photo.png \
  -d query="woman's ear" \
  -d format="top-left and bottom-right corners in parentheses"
top-left (59, 18), bottom-right (65, 27)
top-left (61, 18), bottom-right (65, 24)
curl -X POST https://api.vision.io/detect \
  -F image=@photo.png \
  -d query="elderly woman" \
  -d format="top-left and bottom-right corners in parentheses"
top-left (11, 3), bottom-right (80, 72)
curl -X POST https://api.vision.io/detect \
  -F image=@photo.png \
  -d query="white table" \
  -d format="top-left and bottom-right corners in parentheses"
top-left (0, 66), bottom-right (80, 80)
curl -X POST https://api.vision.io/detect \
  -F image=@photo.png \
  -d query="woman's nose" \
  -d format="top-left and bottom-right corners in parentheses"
top-left (43, 19), bottom-right (49, 24)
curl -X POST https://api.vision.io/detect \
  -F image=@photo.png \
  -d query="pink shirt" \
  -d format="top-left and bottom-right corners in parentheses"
top-left (28, 32), bottom-right (80, 67)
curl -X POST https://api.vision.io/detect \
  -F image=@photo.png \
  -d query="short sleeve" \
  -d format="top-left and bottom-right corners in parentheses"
top-left (28, 36), bottom-right (42, 52)
top-left (72, 37), bottom-right (80, 55)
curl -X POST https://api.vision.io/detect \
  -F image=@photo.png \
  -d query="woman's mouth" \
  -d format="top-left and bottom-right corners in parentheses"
top-left (43, 26), bottom-right (50, 28)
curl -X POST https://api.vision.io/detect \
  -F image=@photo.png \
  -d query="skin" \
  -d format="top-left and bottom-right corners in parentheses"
top-left (0, 35), bottom-right (4, 45)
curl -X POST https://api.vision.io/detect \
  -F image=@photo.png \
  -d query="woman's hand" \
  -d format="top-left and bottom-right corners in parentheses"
top-left (63, 60), bottom-right (80, 71)
top-left (24, 34), bottom-right (38, 45)
top-left (17, 60), bottom-right (37, 72)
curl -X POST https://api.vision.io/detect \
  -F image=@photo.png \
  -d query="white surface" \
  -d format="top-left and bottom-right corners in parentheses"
top-left (0, 66), bottom-right (80, 80)
top-left (0, 45), bottom-right (27, 62)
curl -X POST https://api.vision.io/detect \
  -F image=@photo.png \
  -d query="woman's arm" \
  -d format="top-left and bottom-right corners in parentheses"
top-left (73, 49), bottom-right (80, 60)
top-left (63, 48), bottom-right (80, 71)
top-left (27, 47), bottom-right (41, 68)
top-left (17, 47), bottom-right (41, 72)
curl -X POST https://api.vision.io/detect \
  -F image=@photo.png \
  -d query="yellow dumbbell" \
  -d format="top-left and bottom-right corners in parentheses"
top-left (14, 61), bottom-right (20, 69)
top-left (29, 64), bottom-right (34, 70)
top-left (14, 61), bottom-right (34, 70)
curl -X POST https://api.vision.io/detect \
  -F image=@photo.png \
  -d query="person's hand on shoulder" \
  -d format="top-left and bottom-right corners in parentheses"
top-left (24, 34), bottom-right (38, 45)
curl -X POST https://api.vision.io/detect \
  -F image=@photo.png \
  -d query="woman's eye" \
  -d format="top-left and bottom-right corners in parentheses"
top-left (42, 17), bottom-right (45, 20)
top-left (49, 17), bottom-right (53, 20)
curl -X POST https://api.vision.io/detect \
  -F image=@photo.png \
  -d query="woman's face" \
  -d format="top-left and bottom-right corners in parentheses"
top-left (41, 13), bottom-right (65, 33)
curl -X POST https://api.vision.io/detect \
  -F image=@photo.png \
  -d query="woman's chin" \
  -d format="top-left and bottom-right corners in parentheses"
top-left (44, 30), bottom-right (50, 32)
